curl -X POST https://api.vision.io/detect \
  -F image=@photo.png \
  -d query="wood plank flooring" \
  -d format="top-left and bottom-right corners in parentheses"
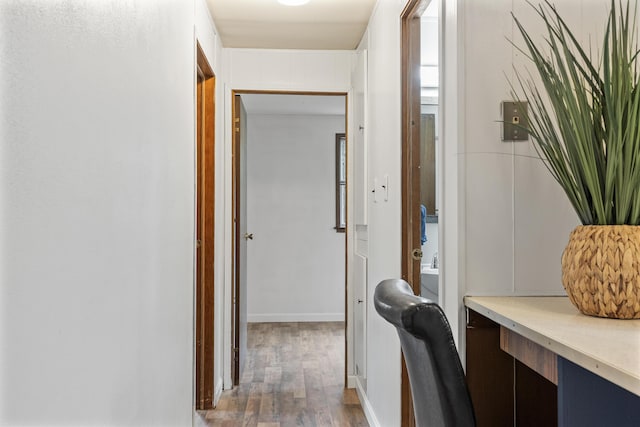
top-left (204, 322), bottom-right (368, 427)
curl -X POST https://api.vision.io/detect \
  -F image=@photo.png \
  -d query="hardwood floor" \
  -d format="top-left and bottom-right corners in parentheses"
top-left (204, 322), bottom-right (369, 427)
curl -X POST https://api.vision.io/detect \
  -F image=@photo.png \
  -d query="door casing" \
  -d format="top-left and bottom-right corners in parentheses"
top-left (231, 94), bottom-right (248, 385)
top-left (401, 1), bottom-right (429, 426)
top-left (195, 42), bottom-right (216, 410)
top-left (229, 90), bottom-right (350, 386)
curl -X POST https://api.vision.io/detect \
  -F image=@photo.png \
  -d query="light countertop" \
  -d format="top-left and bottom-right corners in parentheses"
top-left (464, 296), bottom-right (640, 397)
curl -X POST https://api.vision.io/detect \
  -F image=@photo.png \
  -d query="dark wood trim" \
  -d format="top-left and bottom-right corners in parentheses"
top-left (195, 41), bottom-right (216, 410)
top-left (197, 42), bottom-right (214, 79)
top-left (400, 1), bottom-right (427, 425)
top-left (201, 72), bottom-right (216, 406)
top-left (343, 95), bottom-right (349, 388)
top-left (515, 360), bottom-right (558, 427)
top-left (467, 309), bottom-right (559, 427)
top-left (466, 309), bottom-right (515, 426)
top-left (196, 70), bottom-right (204, 407)
top-left (232, 89), bottom-right (347, 97)
top-left (232, 93), bottom-right (241, 386)
top-left (420, 113), bottom-right (437, 216)
top-left (501, 327), bottom-right (558, 385)
top-left (401, 0), bottom-right (426, 292)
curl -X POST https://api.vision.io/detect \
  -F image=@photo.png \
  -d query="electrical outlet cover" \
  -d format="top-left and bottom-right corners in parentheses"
top-left (502, 101), bottom-right (529, 141)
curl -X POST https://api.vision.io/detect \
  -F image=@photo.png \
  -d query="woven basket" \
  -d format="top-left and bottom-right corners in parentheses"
top-left (562, 225), bottom-right (640, 319)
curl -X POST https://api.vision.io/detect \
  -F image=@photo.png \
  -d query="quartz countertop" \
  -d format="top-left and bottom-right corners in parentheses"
top-left (464, 296), bottom-right (640, 396)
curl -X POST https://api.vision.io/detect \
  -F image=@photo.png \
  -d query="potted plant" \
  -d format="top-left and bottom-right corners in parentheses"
top-left (512, 1), bottom-right (640, 318)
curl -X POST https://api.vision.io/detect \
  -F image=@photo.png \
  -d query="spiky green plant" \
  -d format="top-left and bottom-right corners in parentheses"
top-left (512, 0), bottom-right (640, 225)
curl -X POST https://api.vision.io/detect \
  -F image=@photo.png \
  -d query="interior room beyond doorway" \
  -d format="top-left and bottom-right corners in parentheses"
top-left (229, 92), bottom-right (349, 394)
top-left (241, 93), bottom-right (347, 325)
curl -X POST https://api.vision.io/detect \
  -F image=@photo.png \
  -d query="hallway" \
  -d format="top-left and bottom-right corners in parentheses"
top-left (204, 322), bottom-right (368, 427)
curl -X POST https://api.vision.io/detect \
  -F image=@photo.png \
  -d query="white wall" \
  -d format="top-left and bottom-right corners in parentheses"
top-left (220, 47), bottom-right (355, 388)
top-left (224, 49), bottom-right (355, 92)
top-left (246, 114), bottom-right (346, 322)
top-left (357, 1), bottom-right (404, 425)
top-left (461, 0), bottom-right (611, 297)
top-left (421, 16), bottom-right (439, 66)
top-left (352, 1), bottom-right (606, 425)
top-left (0, 0), bottom-right (610, 425)
top-left (0, 0), bottom-right (217, 424)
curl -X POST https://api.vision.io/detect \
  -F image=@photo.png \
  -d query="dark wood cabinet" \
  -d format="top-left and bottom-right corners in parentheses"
top-left (466, 309), bottom-right (557, 427)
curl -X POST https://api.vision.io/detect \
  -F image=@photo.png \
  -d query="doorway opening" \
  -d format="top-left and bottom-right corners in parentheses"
top-left (195, 42), bottom-right (216, 410)
top-left (401, 0), bottom-right (441, 425)
top-left (230, 91), bottom-right (349, 389)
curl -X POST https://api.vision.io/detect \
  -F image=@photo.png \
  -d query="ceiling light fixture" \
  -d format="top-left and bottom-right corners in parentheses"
top-left (278, 0), bottom-right (310, 6)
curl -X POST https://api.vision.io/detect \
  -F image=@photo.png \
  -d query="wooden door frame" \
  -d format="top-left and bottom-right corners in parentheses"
top-left (401, 1), bottom-right (428, 425)
top-left (231, 93), bottom-right (243, 385)
top-left (195, 41), bottom-right (216, 410)
top-left (230, 90), bottom-right (349, 386)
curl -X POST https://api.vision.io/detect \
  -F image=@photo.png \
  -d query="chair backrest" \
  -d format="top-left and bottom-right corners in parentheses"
top-left (373, 279), bottom-right (476, 427)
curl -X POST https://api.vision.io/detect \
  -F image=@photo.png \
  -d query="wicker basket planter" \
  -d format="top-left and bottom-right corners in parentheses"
top-left (562, 225), bottom-right (640, 319)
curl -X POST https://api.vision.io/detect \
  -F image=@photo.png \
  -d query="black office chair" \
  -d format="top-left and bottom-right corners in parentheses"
top-left (374, 279), bottom-right (476, 427)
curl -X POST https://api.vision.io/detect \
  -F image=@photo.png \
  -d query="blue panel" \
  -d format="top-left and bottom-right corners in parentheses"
top-left (558, 357), bottom-right (639, 427)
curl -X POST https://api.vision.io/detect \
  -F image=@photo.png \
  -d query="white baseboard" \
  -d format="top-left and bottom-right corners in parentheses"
top-left (356, 376), bottom-right (381, 427)
top-left (247, 313), bottom-right (345, 322)
top-left (193, 411), bottom-right (208, 427)
top-left (347, 375), bottom-right (357, 388)
top-left (214, 378), bottom-right (223, 406)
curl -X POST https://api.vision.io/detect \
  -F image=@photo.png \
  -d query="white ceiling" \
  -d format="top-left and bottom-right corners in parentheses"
top-left (240, 94), bottom-right (346, 115)
top-left (206, 0), bottom-right (377, 50)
